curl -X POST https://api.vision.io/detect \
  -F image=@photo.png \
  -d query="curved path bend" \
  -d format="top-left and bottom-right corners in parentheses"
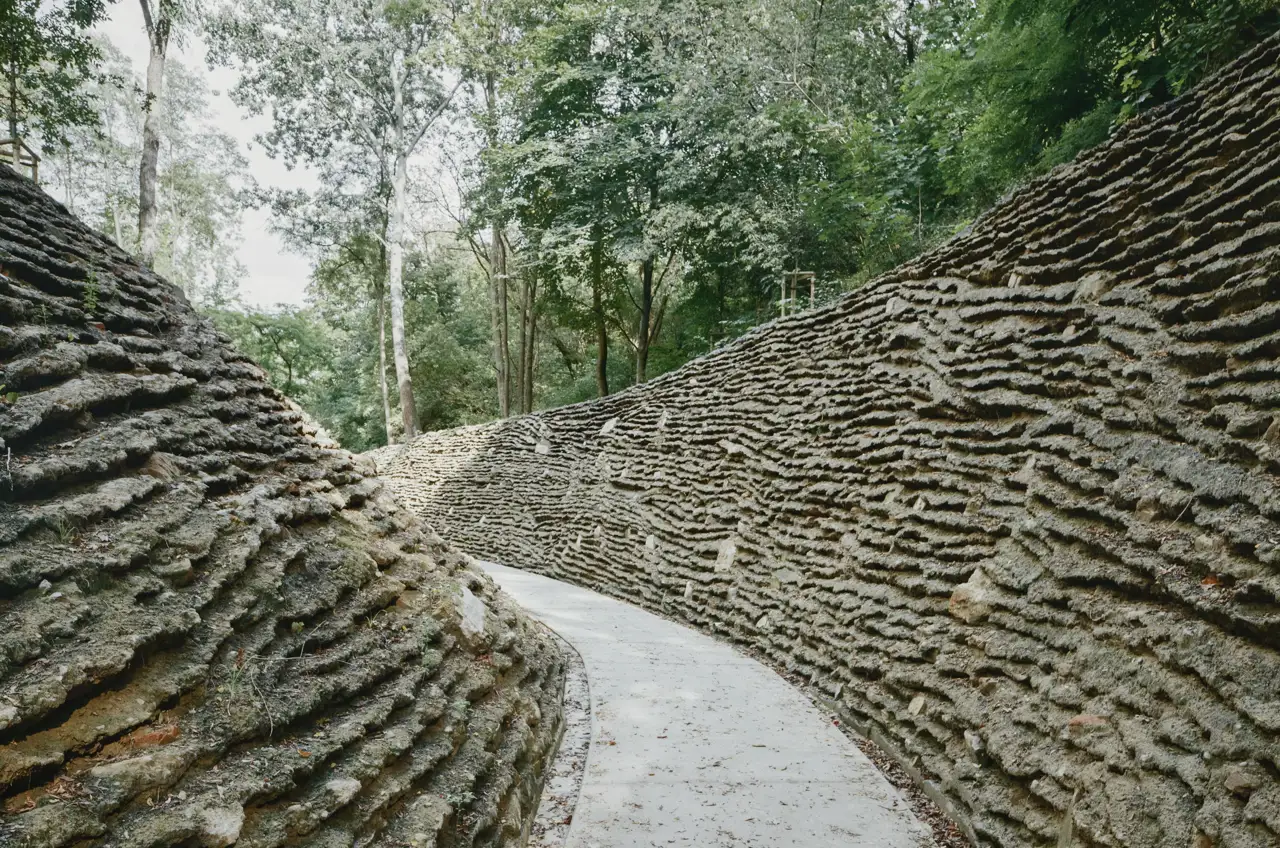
top-left (479, 562), bottom-right (929, 848)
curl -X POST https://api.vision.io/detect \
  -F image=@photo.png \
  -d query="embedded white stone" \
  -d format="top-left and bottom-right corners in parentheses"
top-left (458, 585), bottom-right (488, 639)
top-left (326, 777), bottom-right (362, 805)
top-left (715, 537), bottom-right (737, 572)
top-left (198, 806), bottom-right (245, 847)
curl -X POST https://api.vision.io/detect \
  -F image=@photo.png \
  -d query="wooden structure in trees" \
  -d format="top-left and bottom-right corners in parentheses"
top-left (0, 138), bottom-right (39, 183)
top-left (778, 269), bottom-right (815, 316)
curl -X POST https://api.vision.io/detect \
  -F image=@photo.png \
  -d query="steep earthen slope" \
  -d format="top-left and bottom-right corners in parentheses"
top-left (381, 35), bottom-right (1280, 848)
top-left (0, 167), bottom-right (564, 848)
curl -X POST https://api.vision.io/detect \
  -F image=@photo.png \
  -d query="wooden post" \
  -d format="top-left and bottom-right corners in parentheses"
top-left (781, 270), bottom-right (815, 316)
top-left (1, 139), bottom-right (40, 184)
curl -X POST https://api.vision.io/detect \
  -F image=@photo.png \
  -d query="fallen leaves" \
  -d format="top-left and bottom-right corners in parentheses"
top-left (47, 775), bottom-right (85, 800)
top-left (4, 792), bottom-right (38, 814)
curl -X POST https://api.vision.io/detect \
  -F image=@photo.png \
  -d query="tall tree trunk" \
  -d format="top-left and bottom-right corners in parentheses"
top-left (112, 198), bottom-right (124, 246)
top-left (591, 235), bottom-right (608, 397)
top-left (520, 275), bottom-right (537, 414)
top-left (636, 255), bottom-right (654, 384)
top-left (484, 71), bottom-right (511, 417)
top-left (714, 269), bottom-right (725, 350)
top-left (498, 235), bottom-right (511, 411)
top-left (387, 48), bottom-right (418, 440)
top-left (377, 282), bottom-right (394, 445)
top-left (489, 221), bottom-right (510, 417)
top-left (515, 274), bottom-right (527, 414)
top-left (63, 144), bottom-right (73, 210)
top-left (137, 0), bottom-right (172, 269)
top-left (8, 60), bottom-right (20, 167)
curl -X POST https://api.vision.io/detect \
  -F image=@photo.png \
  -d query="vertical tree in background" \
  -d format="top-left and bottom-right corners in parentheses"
top-left (210, 0), bottom-right (460, 441)
top-left (375, 259), bottom-right (396, 443)
top-left (493, 0), bottom-right (615, 398)
top-left (136, 0), bottom-right (179, 268)
top-left (1, 0), bottom-right (113, 168)
top-left (43, 46), bottom-right (250, 304)
top-left (254, 147), bottom-right (399, 443)
top-left (589, 230), bottom-right (609, 395)
top-left (500, 0), bottom-right (684, 386)
top-left (477, 0), bottom-right (512, 416)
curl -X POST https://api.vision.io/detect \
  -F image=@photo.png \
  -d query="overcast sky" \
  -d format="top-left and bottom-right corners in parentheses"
top-left (95, 7), bottom-right (315, 308)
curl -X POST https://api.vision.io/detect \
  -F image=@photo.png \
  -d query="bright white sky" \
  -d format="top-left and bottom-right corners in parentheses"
top-left (95, 6), bottom-right (315, 308)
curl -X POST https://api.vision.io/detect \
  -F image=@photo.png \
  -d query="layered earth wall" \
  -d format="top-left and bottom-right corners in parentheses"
top-left (379, 36), bottom-right (1280, 848)
top-left (0, 167), bottom-right (564, 847)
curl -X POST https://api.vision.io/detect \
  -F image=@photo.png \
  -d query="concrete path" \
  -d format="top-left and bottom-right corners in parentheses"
top-left (479, 562), bottom-right (929, 848)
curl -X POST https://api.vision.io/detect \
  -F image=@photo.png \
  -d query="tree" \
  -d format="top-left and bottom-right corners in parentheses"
top-left (455, 0), bottom-right (519, 416)
top-left (496, 0), bottom-right (889, 385)
top-left (39, 39), bottom-right (135, 234)
top-left (209, 0), bottom-right (462, 441)
top-left (42, 46), bottom-right (250, 306)
top-left (137, 0), bottom-right (184, 267)
top-left (311, 229), bottom-right (399, 443)
top-left (907, 0), bottom-right (1280, 216)
top-left (251, 126), bottom-right (399, 443)
top-left (491, 0), bottom-right (634, 391)
top-left (212, 305), bottom-right (334, 395)
top-left (0, 0), bottom-right (114, 167)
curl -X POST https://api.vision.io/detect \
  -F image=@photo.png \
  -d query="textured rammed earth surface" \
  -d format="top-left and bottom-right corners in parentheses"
top-left (379, 36), bottom-right (1280, 848)
top-left (0, 166), bottom-right (564, 847)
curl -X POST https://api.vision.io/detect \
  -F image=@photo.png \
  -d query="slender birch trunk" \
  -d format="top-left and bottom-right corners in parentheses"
top-left (484, 70), bottom-right (511, 417)
top-left (516, 274), bottom-right (528, 413)
top-left (137, 0), bottom-right (172, 268)
top-left (635, 183), bottom-right (659, 384)
top-left (8, 60), bottom-right (20, 167)
top-left (377, 281), bottom-right (394, 445)
top-left (489, 218), bottom-right (510, 417)
top-left (591, 235), bottom-right (608, 397)
top-left (523, 280), bottom-right (536, 413)
top-left (386, 47), bottom-right (418, 440)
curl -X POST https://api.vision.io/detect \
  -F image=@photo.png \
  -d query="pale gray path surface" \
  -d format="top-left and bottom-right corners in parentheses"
top-left (479, 562), bottom-right (930, 848)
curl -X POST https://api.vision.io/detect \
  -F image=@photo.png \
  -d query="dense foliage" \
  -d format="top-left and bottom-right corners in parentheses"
top-left (14, 0), bottom-right (1279, 451)
top-left (1, 0), bottom-right (114, 153)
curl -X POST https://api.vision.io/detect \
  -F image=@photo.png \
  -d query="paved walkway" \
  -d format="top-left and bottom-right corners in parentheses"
top-left (479, 562), bottom-right (929, 848)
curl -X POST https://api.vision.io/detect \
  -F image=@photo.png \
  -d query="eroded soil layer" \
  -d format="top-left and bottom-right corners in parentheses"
top-left (380, 35), bottom-right (1280, 848)
top-left (0, 166), bottom-right (564, 848)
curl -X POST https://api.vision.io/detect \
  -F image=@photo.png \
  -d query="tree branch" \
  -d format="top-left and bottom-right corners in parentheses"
top-left (607, 308), bottom-right (637, 351)
top-left (139, 0), bottom-right (155, 37)
top-left (650, 291), bottom-right (670, 344)
top-left (410, 77), bottom-right (464, 150)
top-left (653, 247), bottom-right (678, 293)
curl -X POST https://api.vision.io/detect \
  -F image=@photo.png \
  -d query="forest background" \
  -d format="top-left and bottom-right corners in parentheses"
top-left (6, 0), bottom-right (1278, 450)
